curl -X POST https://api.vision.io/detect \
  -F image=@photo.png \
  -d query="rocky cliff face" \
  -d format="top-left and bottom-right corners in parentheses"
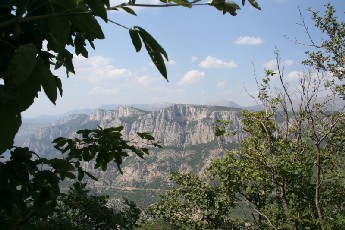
top-left (17, 104), bottom-right (243, 207)
top-left (85, 104), bottom-right (243, 146)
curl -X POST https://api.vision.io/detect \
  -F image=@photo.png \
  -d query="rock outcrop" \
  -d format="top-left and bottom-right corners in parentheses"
top-left (17, 104), bottom-right (244, 207)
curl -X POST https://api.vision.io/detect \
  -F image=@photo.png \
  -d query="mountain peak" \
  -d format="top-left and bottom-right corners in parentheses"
top-left (206, 99), bottom-right (241, 108)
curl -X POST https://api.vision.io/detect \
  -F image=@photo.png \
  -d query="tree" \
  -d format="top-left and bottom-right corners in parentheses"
top-left (0, 127), bottom-right (160, 229)
top-left (27, 182), bottom-right (142, 229)
top-left (136, 218), bottom-right (176, 230)
top-left (49, 182), bottom-right (121, 229)
top-left (120, 198), bottom-right (142, 230)
top-left (208, 51), bottom-right (345, 229)
top-left (301, 3), bottom-right (345, 96)
top-left (147, 53), bottom-right (345, 229)
top-left (145, 172), bottom-right (244, 229)
top-left (145, 4), bottom-right (345, 229)
top-left (0, 1), bottom-right (261, 228)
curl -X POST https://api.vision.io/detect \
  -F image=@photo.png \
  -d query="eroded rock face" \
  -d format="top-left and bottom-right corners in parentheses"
top-left (17, 104), bottom-right (244, 206)
top-left (89, 104), bottom-right (242, 147)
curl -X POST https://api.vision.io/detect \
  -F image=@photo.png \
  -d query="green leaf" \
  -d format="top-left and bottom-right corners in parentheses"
top-left (78, 168), bottom-right (85, 181)
top-left (141, 147), bottom-right (149, 154)
top-left (160, 0), bottom-right (192, 8)
top-left (48, 18), bottom-right (70, 51)
top-left (35, 170), bottom-right (59, 186)
top-left (107, 126), bottom-right (124, 132)
top-left (207, 0), bottom-right (240, 15)
top-left (55, 76), bottom-right (63, 97)
top-left (77, 129), bottom-right (93, 138)
top-left (215, 127), bottom-right (226, 137)
top-left (11, 147), bottom-right (32, 162)
top-left (88, 40), bottom-right (96, 49)
top-left (15, 0), bottom-right (28, 16)
top-left (16, 64), bottom-right (42, 112)
top-left (34, 187), bottom-right (52, 207)
top-left (136, 149), bottom-right (145, 158)
top-left (85, 171), bottom-right (98, 181)
top-left (129, 28), bottom-right (142, 52)
top-left (102, 0), bottom-right (110, 8)
top-left (69, 13), bottom-right (105, 39)
top-left (64, 171), bottom-right (76, 179)
top-left (137, 132), bottom-right (155, 140)
top-left (0, 102), bottom-right (21, 153)
top-left (49, 159), bottom-right (75, 171)
top-left (0, 86), bottom-right (17, 103)
top-left (55, 50), bottom-right (75, 76)
top-left (120, 6), bottom-right (137, 16)
top-left (74, 34), bottom-right (88, 58)
top-left (248, 0), bottom-right (261, 10)
top-left (7, 43), bottom-right (37, 86)
top-left (137, 27), bottom-right (168, 80)
top-left (101, 163), bottom-right (107, 171)
top-left (85, 0), bottom-right (108, 21)
top-left (37, 61), bottom-right (58, 104)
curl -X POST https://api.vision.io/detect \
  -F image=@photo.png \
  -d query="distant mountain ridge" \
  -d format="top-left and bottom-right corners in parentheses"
top-left (22, 101), bottom-right (246, 124)
top-left (17, 104), bottom-right (245, 207)
top-left (17, 104), bottom-right (243, 153)
top-left (206, 99), bottom-right (241, 108)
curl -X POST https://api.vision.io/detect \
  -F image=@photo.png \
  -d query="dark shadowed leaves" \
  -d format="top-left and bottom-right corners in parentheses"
top-left (7, 43), bottom-right (37, 86)
top-left (129, 26), bottom-right (168, 80)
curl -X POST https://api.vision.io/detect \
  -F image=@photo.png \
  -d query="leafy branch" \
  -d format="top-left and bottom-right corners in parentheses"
top-left (0, 0), bottom-right (260, 29)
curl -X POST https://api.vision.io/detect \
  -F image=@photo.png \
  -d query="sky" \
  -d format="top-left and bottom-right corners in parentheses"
top-left (22, 0), bottom-right (345, 117)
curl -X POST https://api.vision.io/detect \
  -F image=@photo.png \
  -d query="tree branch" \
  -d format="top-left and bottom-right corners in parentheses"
top-left (124, 3), bottom-right (207, 7)
top-left (0, 3), bottom-right (208, 29)
top-left (0, 11), bottom-right (92, 28)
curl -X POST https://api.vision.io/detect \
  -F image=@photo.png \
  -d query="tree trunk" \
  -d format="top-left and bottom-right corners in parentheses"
top-left (315, 147), bottom-right (325, 230)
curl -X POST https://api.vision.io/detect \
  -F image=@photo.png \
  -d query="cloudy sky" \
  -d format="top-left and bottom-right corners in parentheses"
top-left (23, 0), bottom-right (344, 117)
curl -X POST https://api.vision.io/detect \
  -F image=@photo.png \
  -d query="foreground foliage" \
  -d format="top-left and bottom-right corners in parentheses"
top-left (0, 127), bottom-right (160, 229)
top-left (0, 0), bottom-right (261, 229)
top-left (147, 70), bottom-right (345, 230)
top-left (145, 4), bottom-right (345, 230)
top-left (50, 183), bottom-right (121, 229)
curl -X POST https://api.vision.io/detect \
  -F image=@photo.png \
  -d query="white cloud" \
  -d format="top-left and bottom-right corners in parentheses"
top-left (217, 80), bottom-right (227, 89)
top-left (234, 36), bottom-right (263, 45)
top-left (199, 56), bottom-right (238, 69)
top-left (264, 59), bottom-right (294, 69)
top-left (286, 71), bottom-right (303, 81)
top-left (107, 68), bottom-right (132, 79)
top-left (88, 86), bottom-right (118, 95)
top-left (284, 59), bottom-right (294, 66)
top-left (73, 55), bottom-right (132, 83)
top-left (191, 56), bottom-right (198, 63)
top-left (263, 59), bottom-right (277, 69)
top-left (178, 70), bottom-right (205, 85)
top-left (135, 75), bottom-right (154, 85)
top-left (221, 89), bottom-right (233, 97)
top-left (167, 59), bottom-right (176, 65)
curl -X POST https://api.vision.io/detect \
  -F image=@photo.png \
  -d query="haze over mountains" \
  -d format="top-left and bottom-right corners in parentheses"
top-left (22, 100), bottom-right (247, 123)
top-left (17, 103), bottom-right (247, 207)
top-left (19, 99), bottom-right (342, 207)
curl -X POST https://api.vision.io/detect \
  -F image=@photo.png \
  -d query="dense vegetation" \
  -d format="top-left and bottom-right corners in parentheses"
top-left (0, 0), bottom-right (261, 229)
top-left (142, 5), bottom-right (345, 229)
top-left (1, 1), bottom-right (344, 229)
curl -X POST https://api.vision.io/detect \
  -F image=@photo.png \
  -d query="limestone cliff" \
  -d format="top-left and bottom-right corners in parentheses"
top-left (17, 104), bottom-right (243, 207)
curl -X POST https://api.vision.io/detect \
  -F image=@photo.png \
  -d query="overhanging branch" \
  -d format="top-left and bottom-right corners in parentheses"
top-left (0, 3), bottom-right (208, 29)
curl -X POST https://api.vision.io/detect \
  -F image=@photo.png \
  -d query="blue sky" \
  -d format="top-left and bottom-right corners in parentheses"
top-left (23, 0), bottom-right (345, 117)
